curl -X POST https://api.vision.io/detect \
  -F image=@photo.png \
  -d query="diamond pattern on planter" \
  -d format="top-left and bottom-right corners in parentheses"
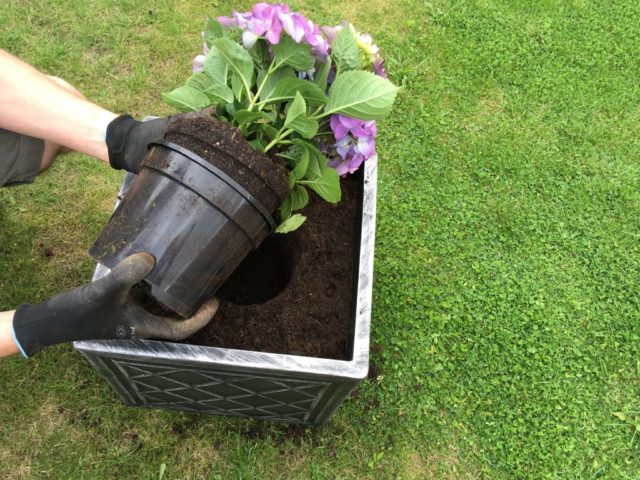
top-left (111, 359), bottom-right (331, 422)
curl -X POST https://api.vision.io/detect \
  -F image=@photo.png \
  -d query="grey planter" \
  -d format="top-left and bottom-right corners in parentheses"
top-left (74, 158), bottom-right (378, 425)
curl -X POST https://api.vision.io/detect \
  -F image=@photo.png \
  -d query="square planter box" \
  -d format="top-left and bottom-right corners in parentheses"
top-left (74, 158), bottom-right (378, 426)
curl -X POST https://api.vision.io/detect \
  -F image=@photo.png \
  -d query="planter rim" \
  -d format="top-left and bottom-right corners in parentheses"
top-left (148, 140), bottom-right (276, 229)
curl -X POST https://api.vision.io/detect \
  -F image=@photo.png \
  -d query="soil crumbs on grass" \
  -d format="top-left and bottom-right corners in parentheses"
top-left (188, 178), bottom-right (360, 360)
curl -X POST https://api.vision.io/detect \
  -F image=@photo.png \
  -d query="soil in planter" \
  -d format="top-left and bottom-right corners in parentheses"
top-left (164, 114), bottom-right (290, 214)
top-left (186, 177), bottom-right (360, 360)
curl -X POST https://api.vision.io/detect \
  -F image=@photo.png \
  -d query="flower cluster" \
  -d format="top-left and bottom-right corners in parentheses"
top-left (165, 3), bottom-right (399, 232)
top-left (321, 24), bottom-right (386, 78)
top-left (217, 3), bottom-right (329, 57)
top-left (329, 115), bottom-right (377, 176)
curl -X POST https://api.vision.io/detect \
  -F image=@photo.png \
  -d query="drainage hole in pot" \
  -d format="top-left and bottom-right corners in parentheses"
top-left (216, 235), bottom-right (293, 305)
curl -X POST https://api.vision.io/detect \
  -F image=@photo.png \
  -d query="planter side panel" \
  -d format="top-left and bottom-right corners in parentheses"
top-left (79, 351), bottom-right (355, 424)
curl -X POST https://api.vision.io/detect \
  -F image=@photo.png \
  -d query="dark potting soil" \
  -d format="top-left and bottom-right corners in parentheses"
top-left (165, 114), bottom-right (290, 214)
top-left (186, 177), bottom-right (360, 360)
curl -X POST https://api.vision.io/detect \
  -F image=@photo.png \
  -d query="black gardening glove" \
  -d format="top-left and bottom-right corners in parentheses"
top-left (105, 115), bottom-right (169, 173)
top-left (12, 253), bottom-right (219, 358)
top-left (106, 109), bottom-right (216, 173)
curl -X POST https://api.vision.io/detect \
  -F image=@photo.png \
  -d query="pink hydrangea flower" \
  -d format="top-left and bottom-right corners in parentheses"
top-left (217, 3), bottom-right (329, 59)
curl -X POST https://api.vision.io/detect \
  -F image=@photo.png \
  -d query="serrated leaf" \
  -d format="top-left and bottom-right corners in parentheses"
top-left (233, 109), bottom-right (273, 127)
top-left (302, 166), bottom-right (341, 203)
top-left (326, 70), bottom-right (399, 121)
top-left (249, 138), bottom-right (267, 151)
top-left (279, 196), bottom-right (292, 220)
top-left (204, 18), bottom-right (226, 48)
top-left (231, 74), bottom-right (245, 101)
top-left (314, 57), bottom-right (331, 92)
top-left (204, 83), bottom-right (234, 104)
top-left (331, 26), bottom-right (361, 73)
top-left (212, 37), bottom-right (254, 99)
top-left (276, 213), bottom-right (307, 233)
top-left (249, 39), bottom-right (271, 69)
top-left (162, 86), bottom-right (211, 112)
top-left (260, 124), bottom-right (279, 140)
top-left (259, 67), bottom-right (295, 103)
top-left (261, 77), bottom-right (327, 106)
top-left (292, 139), bottom-right (325, 179)
top-left (203, 47), bottom-right (229, 86)
top-left (290, 185), bottom-right (309, 210)
top-left (284, 92), bottom-right (318, 139)
top-left (292, 146), bottom-right (309, 180)
top-left (272, 36), bottom-right (314, 71)
top-left (185, 72), bottom-right (214, 91)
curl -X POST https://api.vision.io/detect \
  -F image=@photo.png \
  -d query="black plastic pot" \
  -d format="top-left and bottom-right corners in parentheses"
top-left (90, 141), bottom-right (276, 318)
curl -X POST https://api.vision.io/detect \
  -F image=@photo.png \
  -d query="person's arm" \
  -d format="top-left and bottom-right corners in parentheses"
top-left (0, 49), bottom-right (172, 173)
top-left (0, 49), bottom-right (116, 161)
top-left (0, 311), bottom-right (19, 357)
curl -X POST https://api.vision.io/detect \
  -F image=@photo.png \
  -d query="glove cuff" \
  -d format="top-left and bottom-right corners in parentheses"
top-left (12, 303), bottom-right (52, 358)
top-left (106, 114), bottom-right (137, 171)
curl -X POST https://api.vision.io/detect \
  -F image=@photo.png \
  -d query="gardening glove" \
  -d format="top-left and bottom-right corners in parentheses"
top-left (106, 115), bottom-right (169, 173)
top-left (11, 252), bottom-right (219, 358)
top-left (106, 109), bottom-right (217, 173)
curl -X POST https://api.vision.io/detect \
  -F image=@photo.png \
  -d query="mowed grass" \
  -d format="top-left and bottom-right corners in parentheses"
top-left (1, 0), bottom-right (639, 478)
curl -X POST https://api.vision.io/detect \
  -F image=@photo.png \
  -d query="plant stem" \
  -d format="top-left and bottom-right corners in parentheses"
top-left (264, 127), bottom-right (295, 153)
top-left (248, 60), bottom-right (276, 111)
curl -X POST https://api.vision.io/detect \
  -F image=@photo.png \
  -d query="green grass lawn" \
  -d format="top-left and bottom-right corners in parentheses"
top-left (1, 0), bottom-right (639, 478)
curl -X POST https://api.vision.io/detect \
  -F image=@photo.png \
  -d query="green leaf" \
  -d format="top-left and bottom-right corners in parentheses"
top-left (261, 77), bottom-right (327, 107)
top-left (233, 109), bottom-right (273, 127)
top-left (185, 72), bottom-right (214, 91)
top-left (314, 58), bottom-right (331, 93)
top-left (279, 196), bottom-right (292, 220)
top-left (292, 139), bottom-right (325, 179)
top-left (162, 86), bottom-right (211, 112)
top-left (204, 18), bottom-right (226, 48)
top-left (249, 138), bottom-right (267, 151)
top-left (325, 70), bottom-right (400, 121)
top-left (258, 67), bottom-right (295, 103)
top-left (260, 124), bottom-right (279, 140)
top-left (301, 166), bottom-right (341, 203)
top-left (211, 38), bottom-right (254, 100)
top-left (249, 39), bottom-right (271, 69)
top-left (290, 185), bottom-right (309, 210)
top-left (272, 36), bottom-right (314, 71)
top-left (276, 213), bottom-right (307, 233)
top-left (204, 83), bottom-right (234, 104)
top-left (331, 26), bottom-right (361, 73)
top-left (203, 47), bottom-right (229, 86)
top-left (284, 92), bottom-right (319, 139)
top-left (291, 146), bottom-right (309, 180)
top-left (231, 75), bottom-right (246, 101)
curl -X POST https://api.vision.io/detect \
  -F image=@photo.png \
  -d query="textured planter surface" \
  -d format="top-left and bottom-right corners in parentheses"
top-left (75, 158), bottom-right (377, 425)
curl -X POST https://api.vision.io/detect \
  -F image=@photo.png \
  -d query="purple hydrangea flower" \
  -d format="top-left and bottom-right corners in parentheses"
top-left (217, 3), bottom-right (329, 59)
top-left (329, 115), bottom-right (378, 176)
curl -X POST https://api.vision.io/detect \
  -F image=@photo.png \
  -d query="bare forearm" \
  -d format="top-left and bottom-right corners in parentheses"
top-left (0, 311), bottom-right (18, 357)
top-left (0, 49), bottom-right (116, 161)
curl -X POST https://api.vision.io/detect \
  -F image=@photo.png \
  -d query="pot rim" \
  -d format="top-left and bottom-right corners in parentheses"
top-left (148, 140), bottom-right (276, 230)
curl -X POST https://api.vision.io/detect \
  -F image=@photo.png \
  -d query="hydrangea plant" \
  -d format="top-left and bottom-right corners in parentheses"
top-left (163, 3), bottom-right (399, 232)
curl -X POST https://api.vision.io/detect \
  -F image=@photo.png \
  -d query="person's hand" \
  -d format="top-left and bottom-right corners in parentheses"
top-left (12, 253), bottom-right (219, 358)
top-left (105, 109), bottom-right (216, 174)
top-left (105, 115), bottom-right (169, 173)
